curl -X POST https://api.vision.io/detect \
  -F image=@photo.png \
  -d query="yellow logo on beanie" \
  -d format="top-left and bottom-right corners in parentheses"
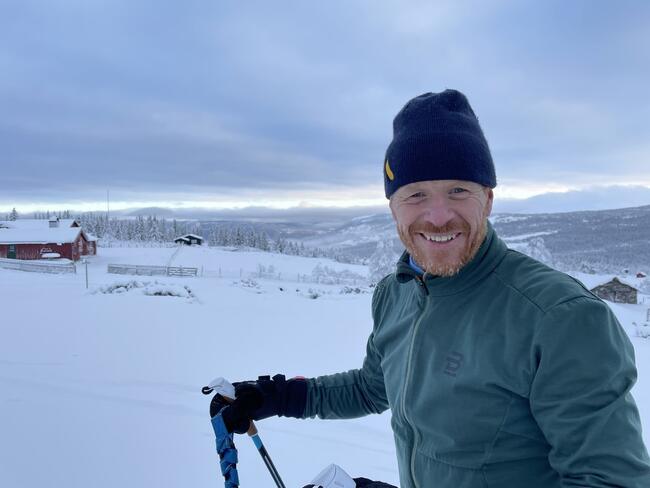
top-left (385, 159), bottom-right (395, 181)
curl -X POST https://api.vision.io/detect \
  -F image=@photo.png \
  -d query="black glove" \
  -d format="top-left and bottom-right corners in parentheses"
top-left (211, 374), bottom-right (307, 434)
top-left (353, 478), bottom-right (398, 488)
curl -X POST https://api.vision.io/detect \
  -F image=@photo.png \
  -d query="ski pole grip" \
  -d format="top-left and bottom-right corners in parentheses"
top-left (214, 393), bottom-right (258, 436)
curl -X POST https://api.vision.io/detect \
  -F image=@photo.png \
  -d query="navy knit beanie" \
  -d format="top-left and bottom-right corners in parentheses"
top-left (384, 89), bottom-right (496, 198)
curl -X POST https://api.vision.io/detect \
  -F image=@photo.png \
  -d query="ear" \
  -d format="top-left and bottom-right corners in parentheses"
top-left (484, 188), bottom-right (494, 217)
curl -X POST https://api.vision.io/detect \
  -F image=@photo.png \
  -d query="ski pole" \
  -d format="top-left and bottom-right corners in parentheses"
top-left (244, 422), bottom-right (286, 488)
top-left (203, 379), bottom-right (287, 488)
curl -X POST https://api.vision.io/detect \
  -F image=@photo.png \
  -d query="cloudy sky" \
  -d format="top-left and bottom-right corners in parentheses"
top-left (1, 0), bottom-right (649, 213)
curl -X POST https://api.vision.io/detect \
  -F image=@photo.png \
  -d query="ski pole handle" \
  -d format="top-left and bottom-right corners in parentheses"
top-left (203, 386), bottom-right (258, 436)
top-left (202, 378), bottom-right (286, 488)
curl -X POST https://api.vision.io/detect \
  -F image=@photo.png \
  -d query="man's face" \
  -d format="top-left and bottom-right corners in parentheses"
top-left (389, 180), bottom-right (493, 277)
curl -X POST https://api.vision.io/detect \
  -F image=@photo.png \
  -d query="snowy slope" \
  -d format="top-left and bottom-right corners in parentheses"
top-left (1, 248), bottom-right (649, 487)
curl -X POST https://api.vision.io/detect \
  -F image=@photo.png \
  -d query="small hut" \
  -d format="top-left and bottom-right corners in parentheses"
top-left (590, 278), bottom-right (638, 304)
top-left (174, 234), bottom-right (204, 246)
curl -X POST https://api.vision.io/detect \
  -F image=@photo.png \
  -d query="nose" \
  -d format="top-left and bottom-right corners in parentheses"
top-left (421, 194), bottom-right (455, 227)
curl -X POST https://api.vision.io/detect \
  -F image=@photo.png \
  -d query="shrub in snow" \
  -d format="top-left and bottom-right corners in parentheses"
top-left (238, 278), bottom-right (261, 289)
top-left (339, 286), bottom-right (370, 295)
top-left (93, 280), bottom-right (196, 300)
top-left (306, 288), bottom-right (321, 299)
top-left (142, 283), bottom-right (194, 299)
top-left (95, 280), bottom-right (146, 294)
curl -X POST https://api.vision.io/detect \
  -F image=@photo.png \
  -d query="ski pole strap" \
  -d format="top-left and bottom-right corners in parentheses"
top-left (211, 412), bottom-right (240, 488)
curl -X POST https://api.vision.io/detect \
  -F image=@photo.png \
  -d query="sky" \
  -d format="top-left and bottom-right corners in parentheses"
top-left (1, 0), bottom-right (649, 214)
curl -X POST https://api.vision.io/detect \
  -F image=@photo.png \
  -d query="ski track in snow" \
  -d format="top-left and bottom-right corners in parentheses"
top-left (1, 245), bottom-right (649, 487)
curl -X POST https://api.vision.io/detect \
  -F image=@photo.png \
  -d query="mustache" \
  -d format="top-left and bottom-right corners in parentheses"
top-left (408, 220), bottom-right (469, 235)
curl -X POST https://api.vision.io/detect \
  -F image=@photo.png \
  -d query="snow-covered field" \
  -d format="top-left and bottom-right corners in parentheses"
top-left (1, 245), bottom-right (649, 487)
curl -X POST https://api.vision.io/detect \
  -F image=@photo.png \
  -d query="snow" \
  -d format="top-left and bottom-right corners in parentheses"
top-left (501, 230), bottom-right (557, 241)
top-left (0, 219), bottom-right (89, 245)
top-left (1, 246), bottom-right (649, 487)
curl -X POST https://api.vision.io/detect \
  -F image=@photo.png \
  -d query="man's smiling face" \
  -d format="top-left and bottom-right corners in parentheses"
top-left (389, 179), bottom-right (493, 277)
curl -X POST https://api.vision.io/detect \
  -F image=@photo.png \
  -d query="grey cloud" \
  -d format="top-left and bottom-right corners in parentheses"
top-left (1, 0), bottom-right (649, 206)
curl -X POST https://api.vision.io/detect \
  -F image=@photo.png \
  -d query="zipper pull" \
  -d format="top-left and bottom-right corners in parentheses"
top-left (415, 275), bottom-right (428, 295)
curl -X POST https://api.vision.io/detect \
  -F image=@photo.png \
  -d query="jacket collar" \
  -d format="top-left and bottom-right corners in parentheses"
top-left (394, 220), bottom-right (507, 296)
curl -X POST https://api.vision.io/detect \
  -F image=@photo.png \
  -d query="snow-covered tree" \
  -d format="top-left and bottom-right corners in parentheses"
top-left (9, 208), bottom-right (18, 221)
top-left (369, 239), bottom-right (399, 284)
top-left (525, 237), bottom-right (553, 265)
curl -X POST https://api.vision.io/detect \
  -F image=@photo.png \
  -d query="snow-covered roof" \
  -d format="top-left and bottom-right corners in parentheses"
top-left (573, 274), bottom-right (642, 291)
top-left (0, 219), bottom-right (90, 245)
top-left (175, 234), bottom-right (203, 240)
top-left (0, 219), bottom-right (79, 229)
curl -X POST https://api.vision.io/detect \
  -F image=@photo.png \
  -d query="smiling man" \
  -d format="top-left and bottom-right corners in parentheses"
top-left (389, 179), bottom-right (492, 278)
top-left (212, 90), bottom-right (650, 488)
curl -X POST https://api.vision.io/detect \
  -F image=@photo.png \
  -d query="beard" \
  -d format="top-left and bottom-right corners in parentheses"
top-left (396, 217), bottom-right (488, 277)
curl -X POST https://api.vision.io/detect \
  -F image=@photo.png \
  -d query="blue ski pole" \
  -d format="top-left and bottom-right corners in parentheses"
top-left (203, 378), bottom-right (287, 488)
top-left (245, 422), bottom-right (286, 488)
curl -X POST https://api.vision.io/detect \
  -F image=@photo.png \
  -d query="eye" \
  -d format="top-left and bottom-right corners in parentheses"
top-left (407, 191), bottom-right (426, 199)
top-left (449, 187), bottom-right (471, 199)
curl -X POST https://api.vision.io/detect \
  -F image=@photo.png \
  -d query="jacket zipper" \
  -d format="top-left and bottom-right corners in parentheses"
top-left (402, 277), bottom-right (428, 488)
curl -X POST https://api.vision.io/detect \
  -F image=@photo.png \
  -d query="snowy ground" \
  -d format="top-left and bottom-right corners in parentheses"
top-left (1, 246), bottom-right (649, 487)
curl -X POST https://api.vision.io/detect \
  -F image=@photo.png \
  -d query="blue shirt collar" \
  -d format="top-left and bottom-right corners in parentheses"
top-left (408, 254), bottom-right (425, 276)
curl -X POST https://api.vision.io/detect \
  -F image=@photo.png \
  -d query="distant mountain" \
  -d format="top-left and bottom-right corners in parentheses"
top-left (116, 205), bottom-right (388, 222)
top-left (491, 205), bottom-right (650, 274)
top-left (123, 207), bottom-right (176, 217)
top-left (494, 186), bottom-right (650, 214)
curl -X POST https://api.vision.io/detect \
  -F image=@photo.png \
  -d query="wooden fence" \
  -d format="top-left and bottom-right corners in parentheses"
top-left (0, 257), bottom-right (76, 274)
top-left (107, 264), bottom-right (198, 277)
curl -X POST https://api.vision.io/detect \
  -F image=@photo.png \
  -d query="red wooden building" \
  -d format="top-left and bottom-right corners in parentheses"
top-left (0, 217), bottom-right (96, 261)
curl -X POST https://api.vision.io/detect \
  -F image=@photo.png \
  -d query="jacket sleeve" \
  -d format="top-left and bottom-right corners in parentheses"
top-left (530, 296), bottom-right (650, 487)
top-left (301, 283), bottom-right (390, 420)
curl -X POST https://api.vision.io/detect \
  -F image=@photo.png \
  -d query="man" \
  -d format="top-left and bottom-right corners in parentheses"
top-left (214, 90), bottom-right (650, 487)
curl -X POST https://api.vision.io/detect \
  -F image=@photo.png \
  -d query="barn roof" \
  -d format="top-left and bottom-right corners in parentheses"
top-left (588, 276), bottom-right (640, 291)
top-left (175, 233), bottom-right (203, 240)
top-left (0, 219), bottom-right (92, 245)
top-left (569, 272), bottom-right (644, 291)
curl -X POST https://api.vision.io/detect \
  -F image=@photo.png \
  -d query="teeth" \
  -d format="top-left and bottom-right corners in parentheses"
top-left (423, 233), bottom-right (458, 242)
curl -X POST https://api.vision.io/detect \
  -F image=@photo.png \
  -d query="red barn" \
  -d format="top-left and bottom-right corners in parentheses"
top-left (0, 217), bottom-right (97, 261)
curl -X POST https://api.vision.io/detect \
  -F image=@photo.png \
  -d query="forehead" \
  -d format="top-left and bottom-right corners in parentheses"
top-left (395, 179), bottom-right (484, 194)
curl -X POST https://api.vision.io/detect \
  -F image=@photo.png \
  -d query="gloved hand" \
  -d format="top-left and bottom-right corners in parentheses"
top-left (210, 374), bottom-right (307, 434)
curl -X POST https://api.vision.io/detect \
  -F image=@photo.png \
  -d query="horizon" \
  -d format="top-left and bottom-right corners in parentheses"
top-left (4, 184), bottom-right (650, 220)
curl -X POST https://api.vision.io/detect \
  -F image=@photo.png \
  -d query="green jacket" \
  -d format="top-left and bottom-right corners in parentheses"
top-left (303, 223), bottom-right (650, 487)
